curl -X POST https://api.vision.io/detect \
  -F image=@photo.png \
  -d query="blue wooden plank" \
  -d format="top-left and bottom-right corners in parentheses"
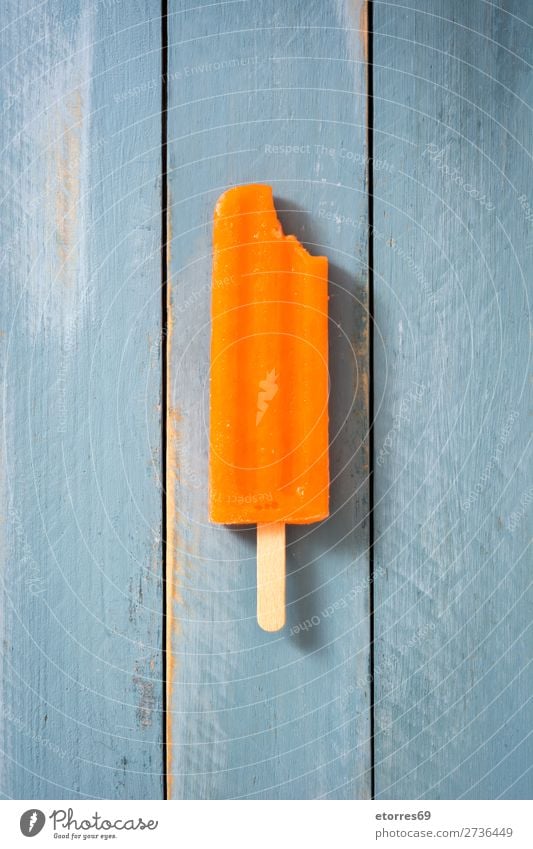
top-left (0, 0), bottom-right (163, 798)
top-left (166, 0), bottom-right (370, 799)
top-left (373, 0), bottom-right (532, 798)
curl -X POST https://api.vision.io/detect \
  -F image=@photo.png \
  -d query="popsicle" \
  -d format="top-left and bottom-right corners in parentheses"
top-left (209, 184), bottom-right (329, 631)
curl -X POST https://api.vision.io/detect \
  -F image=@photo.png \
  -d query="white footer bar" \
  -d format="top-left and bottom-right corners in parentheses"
top-left (2, 799), bottom-right (530, 848)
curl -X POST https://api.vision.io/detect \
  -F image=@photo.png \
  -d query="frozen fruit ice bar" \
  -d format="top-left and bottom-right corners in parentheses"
top-left (209, 184), bottom-right (329, 525)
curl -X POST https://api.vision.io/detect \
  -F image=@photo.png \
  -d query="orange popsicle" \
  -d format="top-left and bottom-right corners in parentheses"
top-left (209, 184), bottom-right (329, 629)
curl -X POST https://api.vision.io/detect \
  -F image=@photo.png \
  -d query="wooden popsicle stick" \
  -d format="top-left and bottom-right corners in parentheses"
top-left (257, 522), bottom-right (286, 631)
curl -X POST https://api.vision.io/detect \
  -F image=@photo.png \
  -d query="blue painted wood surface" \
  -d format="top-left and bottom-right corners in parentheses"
top-left (372, 0), bottom-right (532, 799)
top-left (0, 0), bottom-right (163, 798)
top-left (1, 0), bottom-right (530, 801)
top-left (166, 0), bottom-right (371, 799)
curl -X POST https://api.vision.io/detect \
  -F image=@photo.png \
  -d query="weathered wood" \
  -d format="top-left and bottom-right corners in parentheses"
top-left (0, 0), bottom-right (163, 798)
top-left (373, 0), bottom-right (533, 799)
top-left (166, 0), bottom-right (371, 798)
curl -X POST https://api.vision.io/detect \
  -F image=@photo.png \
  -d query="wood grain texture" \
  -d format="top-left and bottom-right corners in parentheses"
top-left (166, 0), bottom-right (371, 798)
top-left (372, 0), bottom-right (532, 798)
top-left (257, 523), bottom-right (286, 633)
top-left (0, 0), bottom-right (163, 798)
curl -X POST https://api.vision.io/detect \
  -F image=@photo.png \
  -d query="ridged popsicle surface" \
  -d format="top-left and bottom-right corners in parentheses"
top-left (209, 184), bottom-right (329, 524)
